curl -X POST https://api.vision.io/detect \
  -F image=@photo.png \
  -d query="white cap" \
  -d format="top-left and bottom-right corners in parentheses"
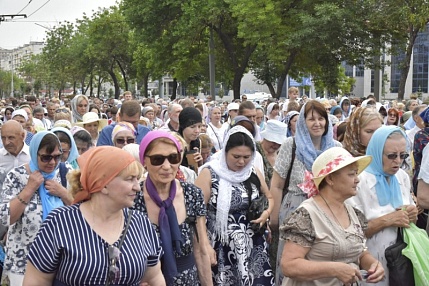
top-left (260, 120), bottom-right (287, 144)
top-left (227, 102), bottom-right (239, 112)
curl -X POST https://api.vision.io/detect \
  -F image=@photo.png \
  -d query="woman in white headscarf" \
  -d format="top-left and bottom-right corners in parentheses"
top-left (70, 95), bottom-right (89, 123)
top-left (195, 126), bottom-right (274, 285)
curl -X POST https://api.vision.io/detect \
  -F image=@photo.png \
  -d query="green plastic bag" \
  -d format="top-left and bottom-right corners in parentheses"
top-left (402, 223), bottom-right (429, 286)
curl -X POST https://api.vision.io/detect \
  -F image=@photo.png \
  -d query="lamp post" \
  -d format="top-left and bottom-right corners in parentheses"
top-left (10, 51), bottom-right (14, 97)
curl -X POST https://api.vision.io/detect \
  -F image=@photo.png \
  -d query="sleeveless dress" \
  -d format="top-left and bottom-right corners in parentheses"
top-left (133, 181), bottom-right (206, 286)
top-left (206, 167), bottom-right (274, 286)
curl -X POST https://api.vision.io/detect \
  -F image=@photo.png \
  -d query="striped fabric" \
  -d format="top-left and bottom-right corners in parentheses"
top-left (28, 205), bottom-right (162, 285)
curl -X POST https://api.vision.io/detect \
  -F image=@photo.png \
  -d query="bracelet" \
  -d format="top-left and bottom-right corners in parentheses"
top-left (265, 209), bottom-right (271, 216)
top-left (16, 194), bottom-right (28, 205)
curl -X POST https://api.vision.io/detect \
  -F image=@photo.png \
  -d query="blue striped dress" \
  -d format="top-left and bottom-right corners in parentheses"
top-left (27, 204), bottom-right (162, 285)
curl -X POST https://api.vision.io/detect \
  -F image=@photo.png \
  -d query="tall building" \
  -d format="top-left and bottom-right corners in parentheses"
top-left (0, 41), bottom-right (44, 71)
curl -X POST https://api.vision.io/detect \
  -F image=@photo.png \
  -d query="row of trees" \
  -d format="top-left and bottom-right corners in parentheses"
top-left (17, 0), bottom-right (429, 100)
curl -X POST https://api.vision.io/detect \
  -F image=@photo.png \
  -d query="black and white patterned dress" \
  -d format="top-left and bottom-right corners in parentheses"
top-left (133, 181), bottom-right (206, 286)
top-left (206, 167), bottom-right (274, 286)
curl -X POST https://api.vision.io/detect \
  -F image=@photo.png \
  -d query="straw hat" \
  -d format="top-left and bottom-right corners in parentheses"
top-left (75, 112), bottom-right (108, 132)
top-left (261, 120), bottom-right (287, 145)
top-left (312, 147), bottom-right (372, 188)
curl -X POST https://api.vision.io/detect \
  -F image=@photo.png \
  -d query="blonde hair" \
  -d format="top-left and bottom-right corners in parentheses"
top-left (54, 110), bottom-right (72, 122)
top-left (68, 160), bottom-right (143, 199)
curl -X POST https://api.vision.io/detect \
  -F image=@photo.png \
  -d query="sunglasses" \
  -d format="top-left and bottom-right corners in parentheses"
top-left (55, 108), bottom-right (70, 113)
top-left (115, 138), bottom-right (135, 145)
top-left (108, 245), bottom-right (120, 284)
top-left (384, 153), bottom-right (409, 160)
top-left (145, 153), bottom-right (181, 166)
top-left (38, 153), bottom-right (63, 163)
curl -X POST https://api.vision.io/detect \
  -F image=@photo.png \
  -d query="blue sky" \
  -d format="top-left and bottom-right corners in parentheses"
top-left (0, 0), bottom-right (118, 49)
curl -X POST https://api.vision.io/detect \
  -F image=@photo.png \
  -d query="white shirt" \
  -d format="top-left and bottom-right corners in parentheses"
top-left (206, 123), bottom-right (225, 151)
top-left (0, 144), bottom-right (31, 174)
top-left (406, 125), bottom-right (421, 147)
top-left (418, 144), bottom-right (429, 183)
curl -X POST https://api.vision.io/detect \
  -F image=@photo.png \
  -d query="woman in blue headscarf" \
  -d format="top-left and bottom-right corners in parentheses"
top-left (270, 100), bottom-right (341, 284)
top-left (347, 125), bottom-right (418, 286)
top-left (0, 131), bottom-right (73, 284)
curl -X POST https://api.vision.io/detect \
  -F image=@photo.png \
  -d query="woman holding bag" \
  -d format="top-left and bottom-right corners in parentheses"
top-left (347, 126), bottom-right (418, 286)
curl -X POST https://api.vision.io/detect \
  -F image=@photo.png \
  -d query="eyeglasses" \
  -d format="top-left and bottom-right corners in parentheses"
top-left (388, 113), bottom-right (397, 117)
top-left (78, 104), bottom-right (88, 108)
top-left (55, 108), bottom-right (70, 113)
top-left (145, 153), bottom-right (181, 166)
top-left (108, 245), bottom-right (120, 284)
top-left (115, 138), bottom-right (135, 145)
top-left (38, 153), bottom-right (63, 163)
top-left (384, 153), bottom-right (409, 160)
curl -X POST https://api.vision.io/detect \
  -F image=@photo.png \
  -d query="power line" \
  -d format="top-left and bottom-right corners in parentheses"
top-left (16, 0), bottom-right (33, 15)
top-left (27, 0), bottom-right (52, 18)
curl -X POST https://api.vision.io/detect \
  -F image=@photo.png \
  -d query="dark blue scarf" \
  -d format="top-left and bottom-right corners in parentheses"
top-left (145, 176), bottom-right (183, 284)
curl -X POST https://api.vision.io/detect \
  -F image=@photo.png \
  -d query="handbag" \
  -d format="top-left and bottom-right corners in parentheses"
top-left (402, 223), bottom-right (429, 286)
top-left (245, 172), bottom-right (267, 234)
top-left (105, 209), bottom-right (133, 286)
top-left (282, 137), bottom-right (296, 199)
top-left (384, 227), bottom-right (414, 286)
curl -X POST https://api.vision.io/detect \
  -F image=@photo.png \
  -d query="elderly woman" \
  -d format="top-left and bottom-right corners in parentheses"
top-left (70, 95), bottom-right (89, 123)
top-left (23, 147), bottom-right (165, 285)
top-left (195, 126), bottom-right (274, 285)
top-left (0, 131), bottom-right (72, 285)
top-left (347, 126), bottom-right (418, 286)
top-left (75, 111), bottom-right (108, 146)
top-left (270, 100), bottom-right (341, 284)
top-left (343, 107), bottom-right (383, 157)
top-left (281, 147), bottom-right (384, 285)
top-left (134, 131), bottom-right (212, 285)
top-left (11, 109), bottom-right (33, 145)
top-left (111, 122), bottom-right (137, 149)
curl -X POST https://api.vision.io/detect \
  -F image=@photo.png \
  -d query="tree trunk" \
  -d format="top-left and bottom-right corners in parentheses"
top-left (276, 51), bottom-right (298, 98)
top-left (116, 59), bottom-right (128, 91)
top-left (267, 83), bottom-right (276, 98)
top-left (142, 73), bottom-right (149, 97)
top-left (73, 81), bottom-right (77, 95)
top-left (398, 26), bottom-right (420, 101)
top-left (97, 76), bottom-right (102, 98)
top-left (108, 69), bottom-right (120, 99)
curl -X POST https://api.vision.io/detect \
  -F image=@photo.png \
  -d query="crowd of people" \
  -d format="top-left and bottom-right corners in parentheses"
top-left (0, 88), bottom-right (427, 285)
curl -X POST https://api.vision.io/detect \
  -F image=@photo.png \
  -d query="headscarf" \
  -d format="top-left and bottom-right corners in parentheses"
top-left (70, 95), bottom-right (89, 123)
top-left (4, 107), bottom-right (14, 122)
top-left (29, 131), bottom-right (63, 220)
top-left (295, 102), bottom-right (336, 170)
top-left (339, 97), bottom-right (352, 120)
top-left (51, 127), bottom-right (79, 165)
top-left (366, 126), bottom-right (406, 208)
top-left (343, 107), bottom-right (370, 157)
top-left (11, 109), bottom-right (28, 122)
top-left (111, 122), bottom-right (136, 143)
top-left (200, 126), bottom-right (256, 244)
top-left (284, 111), bottom-right (299, 137)
top-left (73, 146), bottom-right (135, 203)
top-left (139, 130), bottom-right (182, 164)
top-left (419, 107), bottom-right (429, 124)
top-left (329, 105), bottom-right (341, 116)
top-left (266, 102), bottom-right (276, 116)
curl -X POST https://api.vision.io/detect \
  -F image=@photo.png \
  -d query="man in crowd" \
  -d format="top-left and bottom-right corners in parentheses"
top-left (46, 102), bottom-right (58, 125)
top-left (97, 100), bottom-right (150, 146)
top-left (160, 104), bottom-right (183, 132)
top-left (33, 106), bottom-right (52, 130)
top-left (238, 101), bottom-right (261, 141)
top-left (123, 91), bottom-right (133, 101)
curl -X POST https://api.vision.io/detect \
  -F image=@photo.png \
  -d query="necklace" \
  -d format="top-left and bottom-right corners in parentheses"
top-left (318, 193), bottom-right (348, 229)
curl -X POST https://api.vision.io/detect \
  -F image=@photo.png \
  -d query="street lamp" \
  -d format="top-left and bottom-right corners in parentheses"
top-left (10, 52), bottom-right (14, 97)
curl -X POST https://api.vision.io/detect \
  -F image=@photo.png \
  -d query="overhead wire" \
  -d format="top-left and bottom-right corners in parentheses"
top-left (16, 0), bottom-right (33, 14)
top-left (27, 0), bottom-right (52, 18)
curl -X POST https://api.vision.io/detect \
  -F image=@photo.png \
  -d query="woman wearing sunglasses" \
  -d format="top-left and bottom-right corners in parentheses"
top-left (134, 130), bottom-right (212, 286)
top-left (23, 147), bottom-right (165, 286)
top-left (195, 125), bottom-right (274, 285)
top-left (0, 131), bottom-right (72, 285)
top-left (346, 126), bottom-right (418, 286)
top-left (111, 122), bottom-right (136, 149)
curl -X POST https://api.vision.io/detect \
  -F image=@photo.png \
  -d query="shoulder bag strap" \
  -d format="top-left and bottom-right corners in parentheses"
top-left (209, 123), bottom-right (223, 150)
top-left (282, 137), bottom-right (296, 200)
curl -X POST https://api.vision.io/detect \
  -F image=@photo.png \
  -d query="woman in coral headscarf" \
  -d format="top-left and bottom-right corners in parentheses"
top-left (23, 147), bottom-right (165, 286)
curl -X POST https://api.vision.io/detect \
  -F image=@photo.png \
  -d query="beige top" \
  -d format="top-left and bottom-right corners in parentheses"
top-left (280, 197), bottom-right (367, 286)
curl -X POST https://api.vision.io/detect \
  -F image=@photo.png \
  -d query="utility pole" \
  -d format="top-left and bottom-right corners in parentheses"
top-left (10, 52), bottom-right (14, 97)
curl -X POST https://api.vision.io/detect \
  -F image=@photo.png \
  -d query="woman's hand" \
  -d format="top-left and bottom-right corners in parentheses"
top-left (250, 209), bottom-right (270, 227)
top-left (365, 261), bottom-right (385, 283)
top-left (27, 171), bottom-right (44, 192)
top-left (335, 263), bottom-right (361, 285)
top-left (393, 205), bottom-right (418, 225)
top-left (208, 245), bottom-right (217, 266)
top-left (193, 148), bottom-right (203, 164)
top-left (45, 180), bottom-right (73, 205)
top-left (386, 209), bottom-right (410, 228)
